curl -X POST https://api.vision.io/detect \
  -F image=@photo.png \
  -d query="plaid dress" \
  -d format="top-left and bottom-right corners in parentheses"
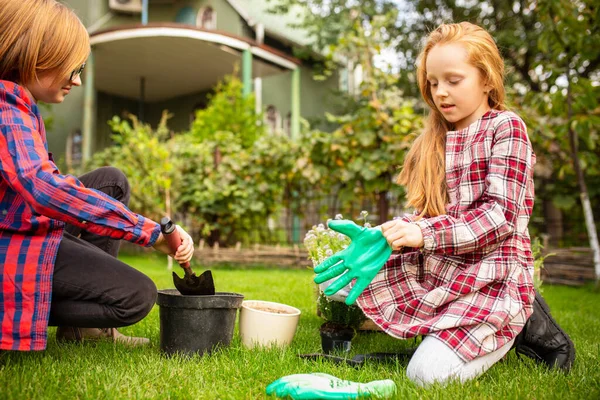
top-left (357, 109), bottom-right (536, 362)
top-left (0, 81), bottom-right (160, 351)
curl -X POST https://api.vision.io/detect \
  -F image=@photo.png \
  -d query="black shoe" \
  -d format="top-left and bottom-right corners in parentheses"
top-left (514, 292), bottom-right (575, 371)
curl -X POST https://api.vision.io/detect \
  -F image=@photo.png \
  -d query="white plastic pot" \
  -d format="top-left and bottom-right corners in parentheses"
top-left (239, 300), bottom-right (301, 348)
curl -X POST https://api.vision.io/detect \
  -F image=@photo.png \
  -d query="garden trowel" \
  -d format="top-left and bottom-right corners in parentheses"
top-left (298, 350), bottom-right (416, 368)
top-left (160, 217), bottom-right (215, 296)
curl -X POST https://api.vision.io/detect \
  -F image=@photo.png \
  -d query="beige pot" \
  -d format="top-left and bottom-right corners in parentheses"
top-left (239, 300), bottom-right (301, 348)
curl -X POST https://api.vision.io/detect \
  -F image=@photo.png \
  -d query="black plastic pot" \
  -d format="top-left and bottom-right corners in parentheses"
top-left (320, 323), bottom-right (355, 354)
top-left (157, 289), bottom-right (244, 356)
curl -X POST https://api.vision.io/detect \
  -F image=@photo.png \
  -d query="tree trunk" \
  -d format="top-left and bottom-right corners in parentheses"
top-left (377, 190), bottom-right (389, 225)
top-left (566, 69), bottom-right (600, 286)
top-left (544, 197), bottom-right (563, 247)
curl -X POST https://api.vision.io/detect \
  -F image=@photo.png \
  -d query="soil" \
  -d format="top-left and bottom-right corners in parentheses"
top-left (319, 322), bottom-right (355, 338)
top-left (249, 305), bottom-right (293, 314)
top-left (320, 322), bottom-right (355, 353)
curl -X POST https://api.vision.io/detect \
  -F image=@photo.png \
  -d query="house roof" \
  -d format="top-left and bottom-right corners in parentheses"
top-left (225, 0), bottom-right (312, 47)
top-left (89, 23), bottom-right (301, 102)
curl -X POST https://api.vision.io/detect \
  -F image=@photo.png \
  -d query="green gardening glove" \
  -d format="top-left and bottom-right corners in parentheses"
top-left (314, 220), bottom-right (392, 306)
top-left (266, 373), bottom-right (396, 399)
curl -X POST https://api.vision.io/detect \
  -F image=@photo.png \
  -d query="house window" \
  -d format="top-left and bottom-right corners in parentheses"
top-left (175, 6), bottom-right (197, 25)
top-left (66, 129), bottom-right (82, 168)
top-left (339, 68), bottom-right (349, 93)
top-left (266, 105), bottom-right (280, 133)
top-left (197, 7), bottom-right (216, 30)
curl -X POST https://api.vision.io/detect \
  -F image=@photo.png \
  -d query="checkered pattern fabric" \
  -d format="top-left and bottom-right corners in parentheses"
top-left (0, 81), bottom-right (160, 351)
top-left (357, 110), bottom-right (536, 362)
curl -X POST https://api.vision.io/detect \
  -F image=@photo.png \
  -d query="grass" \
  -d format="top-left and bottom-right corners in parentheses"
top-left (1, 253), bottom-right (599, 399)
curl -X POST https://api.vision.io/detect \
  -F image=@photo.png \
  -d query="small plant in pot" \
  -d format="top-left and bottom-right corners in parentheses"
top-left (304, 213), bottom-right (369, 353)
top-left (317, 292), bottom-right (366, 353)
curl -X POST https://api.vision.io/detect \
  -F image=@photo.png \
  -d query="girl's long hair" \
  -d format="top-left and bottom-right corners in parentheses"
top-left (398, 22), bottom-right (506, 217)
top-left (0, 0), bottom-right (90, 85)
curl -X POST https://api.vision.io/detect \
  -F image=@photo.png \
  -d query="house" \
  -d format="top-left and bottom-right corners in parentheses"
top-left (50, 0), bottom-right (352, 168)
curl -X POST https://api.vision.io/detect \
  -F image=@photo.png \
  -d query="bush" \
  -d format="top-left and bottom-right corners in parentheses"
top-left (90, 74), bottom-right (311, 245)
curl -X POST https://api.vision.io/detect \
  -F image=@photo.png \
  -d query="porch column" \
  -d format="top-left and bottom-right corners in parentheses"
top-left (82, 50), bottom-right (96, 163)
top-left (291, 67), bottom-right (300, 139)
top-left (254, 77), bottom-right (262, 114)
top-left (142, 0), bottom-right (148, 25)
top-left (242, 49), bottom-right (252, 97)
top-left (290, 67), bottom-right (301, 242)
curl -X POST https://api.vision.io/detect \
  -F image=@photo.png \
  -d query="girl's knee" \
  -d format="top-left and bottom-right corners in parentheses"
top-left (406, 360), bottom-right (458, 387)
top-left (405, 360), bottom-right (426, 386)
top-left (407, 357), bottom-right (441, 387)
top-left (406, 336), bottom-right (464, 386)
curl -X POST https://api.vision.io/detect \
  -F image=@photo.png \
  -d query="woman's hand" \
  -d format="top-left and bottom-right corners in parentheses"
top-left (153, 225), bottom-right (195, 264)
top-left (381, 219), bottom-right (424, 250)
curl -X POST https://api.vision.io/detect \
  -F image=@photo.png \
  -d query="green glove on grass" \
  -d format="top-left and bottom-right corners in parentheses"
top-left (266, 373), bottom-right (396, 399)
top-left (314, 220), bottom-right (392, 305)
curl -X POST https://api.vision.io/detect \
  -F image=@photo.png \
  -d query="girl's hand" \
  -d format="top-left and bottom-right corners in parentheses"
top-left (153, 225), bottom-right (195, 264)
top-left (381, 219), bottom-right (425, 250)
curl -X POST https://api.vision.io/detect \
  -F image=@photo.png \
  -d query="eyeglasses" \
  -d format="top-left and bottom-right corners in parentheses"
top-left (69, 63), bottom-right (86, 82)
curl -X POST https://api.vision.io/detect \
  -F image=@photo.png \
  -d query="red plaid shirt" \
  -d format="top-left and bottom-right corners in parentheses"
top-left (0, 81), bottom-right (160, 351)
top-left (358, 109), bottom-right (536, 362)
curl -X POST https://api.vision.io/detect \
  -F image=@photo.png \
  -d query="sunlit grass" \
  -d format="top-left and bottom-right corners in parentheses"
top-left (0, 252), bottom-right (598, 399)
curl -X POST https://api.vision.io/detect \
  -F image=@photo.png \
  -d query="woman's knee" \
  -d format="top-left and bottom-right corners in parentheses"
top-left (88, 166), bottom-right (131, 204)
top-left (102, 166), bottom-right (130, 195)
top-left (121, 275), bottom-right (157, 325)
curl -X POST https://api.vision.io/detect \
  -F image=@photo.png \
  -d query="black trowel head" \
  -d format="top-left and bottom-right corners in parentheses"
top-left (173, 270), bottom-right (215, 296)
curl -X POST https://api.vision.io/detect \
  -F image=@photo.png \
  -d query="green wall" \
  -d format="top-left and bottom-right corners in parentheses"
top-left (94, 92), bottom-right (139, 151)
top-left (43, 0), bottom-right (95, 162)
top-left (261, 66), bottom-right (340, 129)
top-left (43, 85), bottom-right (84, 165)
top-left (90, 0), bottom-right (248, 39)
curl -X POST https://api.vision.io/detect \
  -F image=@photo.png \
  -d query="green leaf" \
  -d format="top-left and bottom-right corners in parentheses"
top-left (552, 194), bottom-right (577, 210)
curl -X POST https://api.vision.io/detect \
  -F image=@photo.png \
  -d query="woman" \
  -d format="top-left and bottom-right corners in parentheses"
top-left (0, 0), bottom-right (194, 351)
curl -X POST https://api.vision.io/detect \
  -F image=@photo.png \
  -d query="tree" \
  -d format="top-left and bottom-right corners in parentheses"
top-left (273, 0), bottom-right (600, 280)
top-left (180, 75), bottom-right (308, 245)
top-left (333, 21), bottom-right (421, 224)
top-left (190, 72), bottom-right (263, 149)
top-left (531, 0), bottom-right (600, 284)
top-left (270, 2), bottom-right (422, 224)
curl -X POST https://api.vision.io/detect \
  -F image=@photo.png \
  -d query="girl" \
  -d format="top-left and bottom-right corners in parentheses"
top-left (316, 22), bottom-right (574, 386)
top-left (0, 0), bottom-right (194, 351)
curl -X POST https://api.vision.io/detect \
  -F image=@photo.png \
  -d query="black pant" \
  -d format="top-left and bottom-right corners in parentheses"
top-left (48, 167), bottom-right (157, 328)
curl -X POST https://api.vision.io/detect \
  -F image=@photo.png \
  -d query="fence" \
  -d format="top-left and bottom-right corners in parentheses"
top-left (238, 189), bottom-right (409, 246)
top-left (191, 242), bottom-right (597, 286)
top-left (541, 247), bottom-right (596, 286)
top-left (194, 240), bottom-right (310, 268)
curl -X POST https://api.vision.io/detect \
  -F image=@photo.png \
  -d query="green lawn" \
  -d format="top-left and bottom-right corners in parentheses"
top-left (1, 253), bottom-right (599, 399)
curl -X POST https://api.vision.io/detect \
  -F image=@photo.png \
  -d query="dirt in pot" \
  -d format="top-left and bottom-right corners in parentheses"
top-left (249, 305), bottom-right (293, 314)
top-left (320, 322), bottom-right (355, 353)
top-left (320, 322), bottom-right (355, 338)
